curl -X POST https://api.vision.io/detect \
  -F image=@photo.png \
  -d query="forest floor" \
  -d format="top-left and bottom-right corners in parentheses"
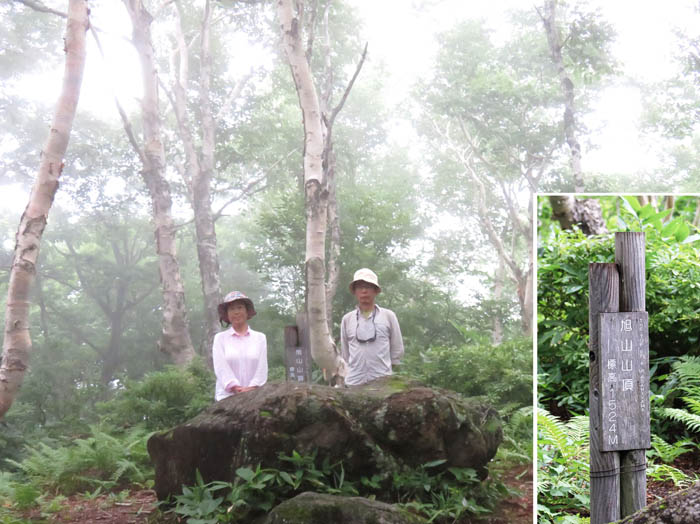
top-left (18, 455), bottom-right (698, 524)
top-left (467, 463), bottom-right (533, 524)
top-left (16, 463), bottom-right (535, 523)
top-left (646, 448), bottom-right (700, 505)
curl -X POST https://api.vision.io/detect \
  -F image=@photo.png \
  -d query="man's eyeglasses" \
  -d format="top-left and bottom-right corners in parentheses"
top-left (356, 310), bottom-right (376, 343)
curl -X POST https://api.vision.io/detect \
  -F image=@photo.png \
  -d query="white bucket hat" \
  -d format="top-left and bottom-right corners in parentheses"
top-left (349, 268), bottom-right (381, 293)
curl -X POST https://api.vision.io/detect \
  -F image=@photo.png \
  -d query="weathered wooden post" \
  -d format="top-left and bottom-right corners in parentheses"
top-left (284, 312), bottom-right (311, 383)
top-left (589, 232), bottom-right (650, 524)
top-left (615, 232), bottom-right (649, 516)
top-left (589, 263), bottom-right (621, 524)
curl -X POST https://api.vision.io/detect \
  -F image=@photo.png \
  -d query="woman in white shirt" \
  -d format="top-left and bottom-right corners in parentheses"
top-left (212, 291), bottom-right (268, 401)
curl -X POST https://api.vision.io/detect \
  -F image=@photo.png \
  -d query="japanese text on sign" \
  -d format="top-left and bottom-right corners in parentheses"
top-left (598, 312), bottom-right (651, 451)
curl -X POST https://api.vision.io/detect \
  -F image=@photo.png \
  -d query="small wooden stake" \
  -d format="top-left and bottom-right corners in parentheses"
top-left (589, 263), bottom-right (621, 524)
top-left (615, 232), bottom-right (647, 516)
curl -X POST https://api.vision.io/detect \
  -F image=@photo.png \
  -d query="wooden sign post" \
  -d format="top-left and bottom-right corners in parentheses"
top-left (589, 232), bottom-right (650, 524)
top-left (284, 313), bottom-right (311, 383)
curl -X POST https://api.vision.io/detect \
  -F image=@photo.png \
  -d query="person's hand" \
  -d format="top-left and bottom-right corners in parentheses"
top-left (227, 385), bottom-right (259, 393)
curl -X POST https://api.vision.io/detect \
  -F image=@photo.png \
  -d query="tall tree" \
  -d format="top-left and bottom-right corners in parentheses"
top-left (315, 5), bottom-right (367, 329)
top-left (122, 0), bottom-right (195, 366)
top-left (641, 6), bottom-right (700, 192)
top-left (419, 20), bottom-right (545, 334)
top-left (40, 213), bottom-right (160, 383)
top-left (0, 0), bottom-right (88, 419)
top-left (539, 0), bottom-right (616, 193)
top-left (277, 0), bottom-right (346, 382)
top-left (168, 0), bottom-right (222, 366)
top-left (541, 0), bottom-right (583, 192)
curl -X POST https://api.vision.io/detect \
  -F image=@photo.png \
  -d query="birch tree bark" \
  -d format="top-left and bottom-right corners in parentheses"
top-left (169, 0), bottom-right (221, 367)
top-left (277, 0), bottom-right (345, 383)
top-left (0, 0), bottom-right (88, 419)
top-left (316, 7), bottom-right (367, 331)
top-left (123, 0), bottom-right (195, 366)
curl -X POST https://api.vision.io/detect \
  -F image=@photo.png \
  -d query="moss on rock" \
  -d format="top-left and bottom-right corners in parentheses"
top-left (147, 376), bottom-right (502, 501)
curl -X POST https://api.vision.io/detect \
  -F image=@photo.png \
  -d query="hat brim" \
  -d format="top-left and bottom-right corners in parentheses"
top-left (218, 298), bottom-right (256, 323)
top-left (349, 280), bottom-right (381, 293)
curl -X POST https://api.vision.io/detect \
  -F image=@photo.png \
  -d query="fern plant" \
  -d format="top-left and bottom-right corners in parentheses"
top-left (647, 434), bottom-right (694, 464)
top-left (661, 357), bottom-right (700, 436)
top-left (494, 405), bottom-right (533, 466)
top-left (537, 408), bottom-right (590, 523)
top-left (6, 426), bottom-right (153, 495)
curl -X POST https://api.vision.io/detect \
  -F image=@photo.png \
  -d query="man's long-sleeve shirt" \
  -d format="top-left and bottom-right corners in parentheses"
top-left (340, 305), bottom-right (404, 386)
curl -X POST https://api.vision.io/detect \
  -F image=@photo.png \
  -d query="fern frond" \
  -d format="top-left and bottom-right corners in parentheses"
top-left (662, 408), bottom-right (700, 433)
top-left (671, 357), bottom-right (700, 387)
top-left (680, 396), bottom-right (700, 416)
top-left (566, 416), bottom-right (590, 445)
top-left (537, 408), bottom-right (574, 458)
top-left (649, 434), bottom-right (693, 464)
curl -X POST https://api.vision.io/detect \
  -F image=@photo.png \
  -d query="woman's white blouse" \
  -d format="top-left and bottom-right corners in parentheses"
top-left (212, 326), bottom-right (268, 401)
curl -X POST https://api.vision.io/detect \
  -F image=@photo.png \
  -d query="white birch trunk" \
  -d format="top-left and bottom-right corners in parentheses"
top-left (170, 0), bottom-right (221, 367)
top-left (0, 0), bottom-right (88, 419)
top-left (278, 0), bottom-right (345, 382)
top-left (124, 0), bottom-right (195, 366)
top-left (195, 0), bottom-right (222, 366)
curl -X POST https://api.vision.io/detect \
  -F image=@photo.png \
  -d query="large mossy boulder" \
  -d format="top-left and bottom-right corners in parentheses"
top-left (618, 484), bottom-right (700, 523)
top-left (258, 492), bottom-right (428, 524)
top-left (147, 376), bottom-right (502, 500)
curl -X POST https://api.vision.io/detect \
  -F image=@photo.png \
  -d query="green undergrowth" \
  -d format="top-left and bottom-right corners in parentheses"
top-left (163, 450), bottom-right (514, 524)
top-left (538, 403), bottom-right (700, 523)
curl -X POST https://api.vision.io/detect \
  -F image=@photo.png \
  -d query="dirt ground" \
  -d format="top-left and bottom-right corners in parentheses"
top-left (467, 464), bottom-right (533, 524)
top-left (22, 489), bottom-right (159, 523)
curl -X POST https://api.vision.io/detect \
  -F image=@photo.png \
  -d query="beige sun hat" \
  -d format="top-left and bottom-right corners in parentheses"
top-left (217, 290), bottom-right (256, 323)
top-left (349, 268), bottom-right (381, 293)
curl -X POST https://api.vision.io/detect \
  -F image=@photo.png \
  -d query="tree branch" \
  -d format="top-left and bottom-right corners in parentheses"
top-left (212, 175), bottom-right (267, 220)
top-left (45, 304), bottom-right (103, 355)
top-left (13, 0), bottom-right (66, 18)
top-left (89, 26), bottom-right (146, 164)
top-left (216, 71), bottom-right (253, 121)
top-left (328, 42), bottom-right (368, 129)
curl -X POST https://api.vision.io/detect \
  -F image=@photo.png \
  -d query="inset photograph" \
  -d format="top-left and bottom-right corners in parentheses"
top-left (537, 194), bottom-right (700, 523)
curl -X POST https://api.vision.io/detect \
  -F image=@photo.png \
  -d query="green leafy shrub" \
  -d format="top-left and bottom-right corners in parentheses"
top-left (660, 356), bottom-right (700, 437)
top-left (97, 358), bottom-right (214, 430)
top-left (538, 226), bottom-right (700, 416)
top-left (5, 426), bottom-right (153, 495)
top-left (403, 329), bottom-right (532, 410)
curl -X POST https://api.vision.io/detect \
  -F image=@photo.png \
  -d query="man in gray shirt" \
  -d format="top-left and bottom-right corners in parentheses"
top-left (340, 268), bottom-right (404, 385)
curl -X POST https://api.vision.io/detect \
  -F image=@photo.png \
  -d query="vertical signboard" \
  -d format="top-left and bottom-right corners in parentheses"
top-left (598, 311), bottom-right (650, 452)
top-left (285, 345), bottom-right (311, 383)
